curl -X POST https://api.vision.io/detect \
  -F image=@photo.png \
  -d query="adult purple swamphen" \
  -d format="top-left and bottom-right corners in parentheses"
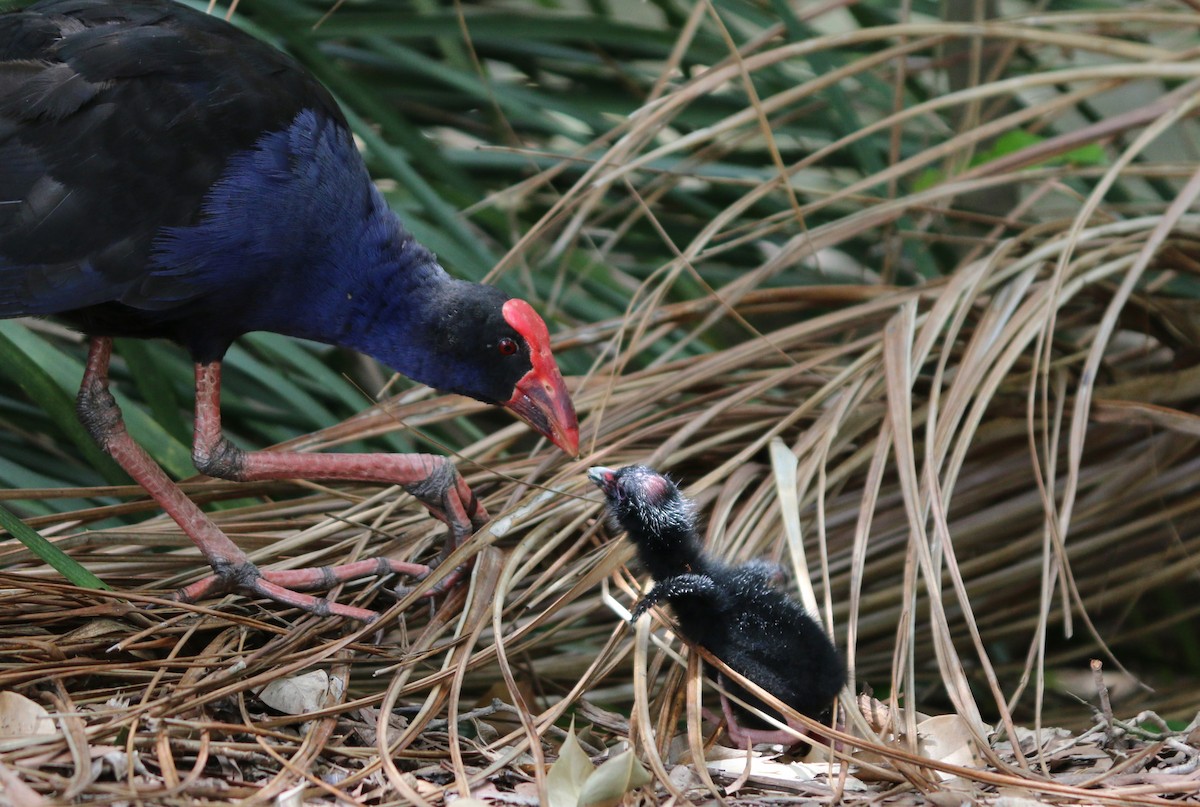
top-left (0, 0), bottom-right (579, 621)
top-left (589, 465), bottom-right (844, 748)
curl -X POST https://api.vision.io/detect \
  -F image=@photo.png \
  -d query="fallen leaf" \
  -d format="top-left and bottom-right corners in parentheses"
top-left (577, 749), bottom-right (651, 807)
top-left (546, 724), bottom-right (653, 807)
top-left (667, 763), bottom-right (700, 792)
top-left (916, 714), bottom-right (985, 778)
top-left (1050, 668), bottom-right (1142, 702)
top-left (994, 797), bottom-right (1055, 807)
top-left (546, 723), bottom-right (593, 807)
top-left (0, 692), bottom-right (55, 740)
top-left (275, 782), bottom-right (305, 807)
top-left (90, 746), bottom-right (150, 781)
top-left (61, 618), bottom-right (128, 643)
top-left (256, 670), bottom-right (342, 716)
top-left (467, 782), bottom-right (540, 805)
top-left (0, 760), bottom-right (47, 807)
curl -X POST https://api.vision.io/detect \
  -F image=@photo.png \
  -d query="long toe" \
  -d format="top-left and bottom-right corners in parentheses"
top-left (170, 556), bottom-right (432, 621)
top-left (259, 557), bottom-right (431, 591)
top-left (249, 578), bottom-right (382, 622)
top-left (391, 559), bottom-right (467, 601)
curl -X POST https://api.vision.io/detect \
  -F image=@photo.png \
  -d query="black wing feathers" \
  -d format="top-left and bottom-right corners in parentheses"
top-left (0, 0), bottom-right (342, 315)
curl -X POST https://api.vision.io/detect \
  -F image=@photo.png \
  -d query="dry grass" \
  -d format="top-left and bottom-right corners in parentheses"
top-left (2, 2), bottom-right (1200, 804)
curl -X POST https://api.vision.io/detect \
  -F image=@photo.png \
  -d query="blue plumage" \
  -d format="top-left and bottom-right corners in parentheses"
top-left (147, 109), bottom-right (436, 360)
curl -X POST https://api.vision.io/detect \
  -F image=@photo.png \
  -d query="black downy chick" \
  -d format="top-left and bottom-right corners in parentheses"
top-left (588, 464), bottom-right (845, 748)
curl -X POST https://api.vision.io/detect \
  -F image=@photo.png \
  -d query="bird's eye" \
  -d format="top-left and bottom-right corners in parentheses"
top-left (497, 337), bottom-right (518, 356)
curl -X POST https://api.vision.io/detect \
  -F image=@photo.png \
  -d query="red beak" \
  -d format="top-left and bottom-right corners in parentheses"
top-left (507, 364), bottom-right (579, 455)
top-left (502, 299), bottom-right (579, 456)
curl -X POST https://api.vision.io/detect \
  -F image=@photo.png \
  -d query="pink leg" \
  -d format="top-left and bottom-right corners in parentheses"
top-left (77, 339), bottom-right (418, 621)
top-left (716, 695), bottom-right (843, 751)
top-left (718, 695), bottom-right (809, 748)
top-left (190, 362), bottom-right (487, 597)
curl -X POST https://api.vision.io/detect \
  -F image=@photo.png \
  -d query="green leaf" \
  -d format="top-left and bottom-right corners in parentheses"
top-left (0, 324), bottom-right (127, 485)
top-left (222, 342), bottom-right (340, 432)
top-left (0, 503), bottom-right (109, 590)
top-left (242, 334), bottom-right (366, 414)
top-left (912, 167), bottom-right (944, 192)
top-left (971, 129), bottom-right (1109, 169)
top-left (0, 324), bottom-right (194, 479)
top-left (915, 129), bottom-right (1109, 192)
top-left (578, 749), bottom-right (652, 807)
top-left (114, 338), bottom-right (191, 446)
top-left (546, 721), bottom-right (594, 807)
top-left (975, 129), bottom-right (1043, 161)
top-left (1056, 142), bottom-right (1108, 167)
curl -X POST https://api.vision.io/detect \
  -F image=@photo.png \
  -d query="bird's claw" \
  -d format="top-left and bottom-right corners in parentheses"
top-left (403, 462), bottom-right (488, 545)
top-left (396, 461), bottom-right (487, 603)
top-left (390, 560), bottom-right (468, 602)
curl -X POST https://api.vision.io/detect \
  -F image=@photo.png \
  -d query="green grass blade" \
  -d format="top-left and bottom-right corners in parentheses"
top-left (0, 503), bottom-right (109, 589)
top-left (0, 324), bottom-right (127, 485)
top-left (114, 338), bottom-right (192, 446)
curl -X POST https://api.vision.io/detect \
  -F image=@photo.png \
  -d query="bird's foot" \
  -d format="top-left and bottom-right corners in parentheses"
top-left (394, 464), bottom-right (488, 601)
top-left (171, 556), bottom-right (431, 622)
top-left (717, 694), bottom-right (840, 753)
top-left (402, 461), bottom-right (489, 548)
top-left (390, 557), bottom-right (471, 601)
top-left (725, 723), bottom-right (810, 749)
top-left (723, 718), bottom-right (841, 754)
top-left (192, 382), bottom-right (489, 604)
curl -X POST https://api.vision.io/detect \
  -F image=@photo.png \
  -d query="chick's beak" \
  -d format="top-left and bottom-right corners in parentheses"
top-left (587, 466), bottom-right (616, 493)
top-left (506, 364), bottom-right (579, 456)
